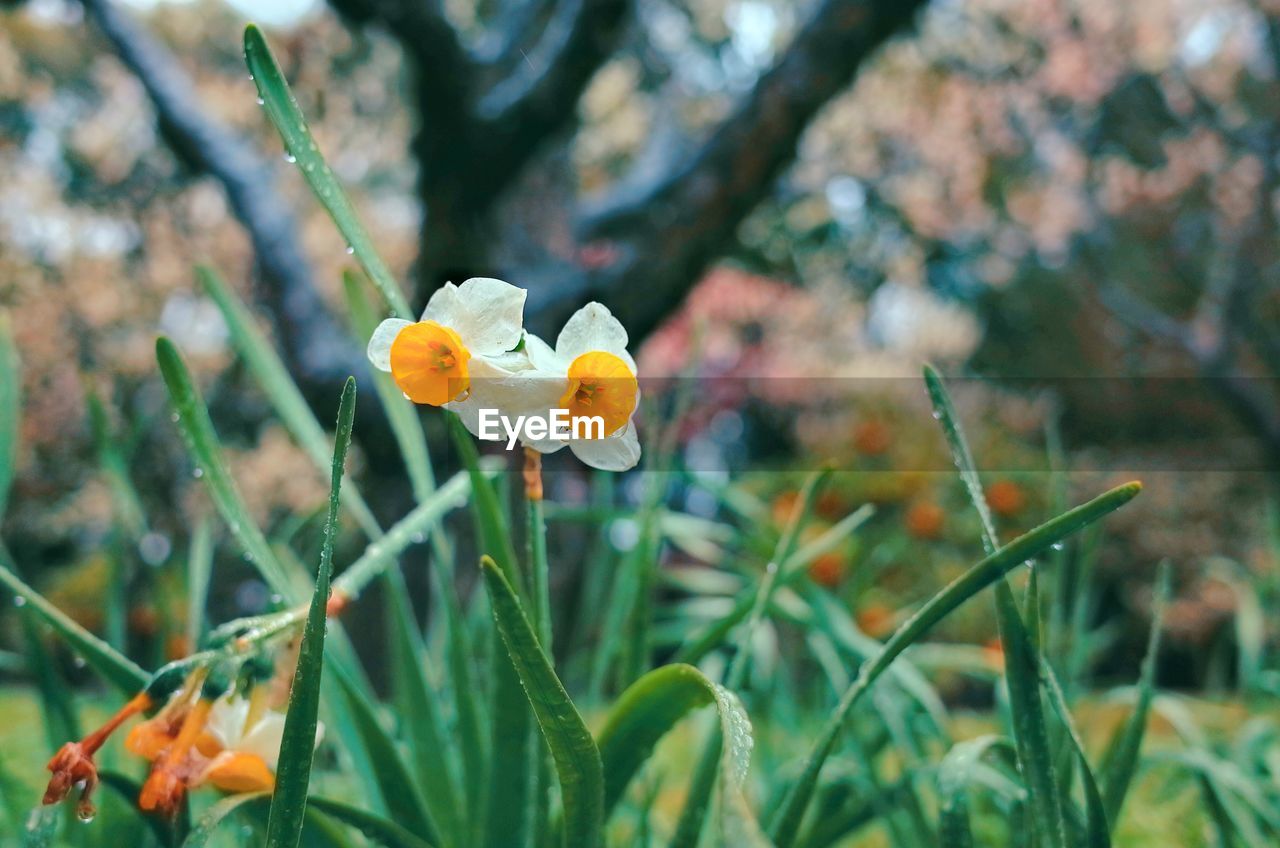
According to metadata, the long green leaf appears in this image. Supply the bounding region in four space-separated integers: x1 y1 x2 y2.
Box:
330 662 440 845
385 568 465 846
481 556 604 848
0 310 19 518
449 415 532 847
768 481 1141 847
186 518 214 648
673 471 830 847
1041 663 1110 847
266 378 356 848
1101 560 1170 824
199 266 381 538
307 796 437 848
0 545 148 694
938 736 1020 848
183 792 269 847
597 662 768 847
157 337 295 599
330 469 473 600
242 25 412 319
923 364 1067 848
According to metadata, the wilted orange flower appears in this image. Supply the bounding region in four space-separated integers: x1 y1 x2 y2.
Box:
905 499 945 540
986 480 1026 517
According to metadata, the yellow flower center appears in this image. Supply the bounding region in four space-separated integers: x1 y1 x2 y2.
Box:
558 351 637 438
390 321 472 406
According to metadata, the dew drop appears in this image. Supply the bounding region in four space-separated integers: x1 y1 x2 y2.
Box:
1050 541 1066 551
256 96 265 106
77 808 96 824
345 246 355 255
13 595 27 607
283 153 297 164
171 413 180 423
192 468 204 479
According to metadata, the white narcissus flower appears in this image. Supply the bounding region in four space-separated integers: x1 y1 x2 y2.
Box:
520 302 642 472
366 277 528 412
194 691 321 793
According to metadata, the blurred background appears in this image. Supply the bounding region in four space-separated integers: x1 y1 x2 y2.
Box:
0 0 1277 717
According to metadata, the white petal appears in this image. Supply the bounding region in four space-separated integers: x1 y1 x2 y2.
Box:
239 711 287 769
366 318 412 372
523 435 568 455
448 277 526 356
420 282 462 326
204 695 250 748
447 361 567 443
569 420 641 471
523 333 563 373
556 302 631 363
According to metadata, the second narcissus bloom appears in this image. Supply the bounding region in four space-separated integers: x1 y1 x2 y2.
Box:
520 302 642 471
367 277 529 409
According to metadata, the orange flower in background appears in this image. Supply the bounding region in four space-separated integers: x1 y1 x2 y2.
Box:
771 490 801 526
987 480 1026 517
905 499 945 540
857 603 896 638
853 418 893 456
808 553 846 588
983 638 1005 672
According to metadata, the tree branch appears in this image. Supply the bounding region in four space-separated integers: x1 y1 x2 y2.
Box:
537 0 930 341
473 0 631 199
81 0 356 390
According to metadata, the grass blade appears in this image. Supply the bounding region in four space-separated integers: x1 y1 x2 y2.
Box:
157 336 296 599
266 378 356 848
0 311 19 518
385 568 465 846
183 792 269 847
330 469 473 600
768 481 1141 847
0 544 149 694
1040 664 1110 848
330 662 440 845
1101 560 1170 824
306 797 436 848
673 471 830 847
597 662 767 848
480 556 604 848
923 364 1068 848
938 736 1019 848
242 25 412 319
186 517 214 649
199 266 381 537
448 415 532 847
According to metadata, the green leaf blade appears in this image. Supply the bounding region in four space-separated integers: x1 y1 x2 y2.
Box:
266 377 357 848
156 336 295 599
768 480 1141 848
242 25 411 319
480 556 604 848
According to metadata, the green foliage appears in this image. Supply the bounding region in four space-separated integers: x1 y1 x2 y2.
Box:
265 377 356 848
6 24 1279 848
